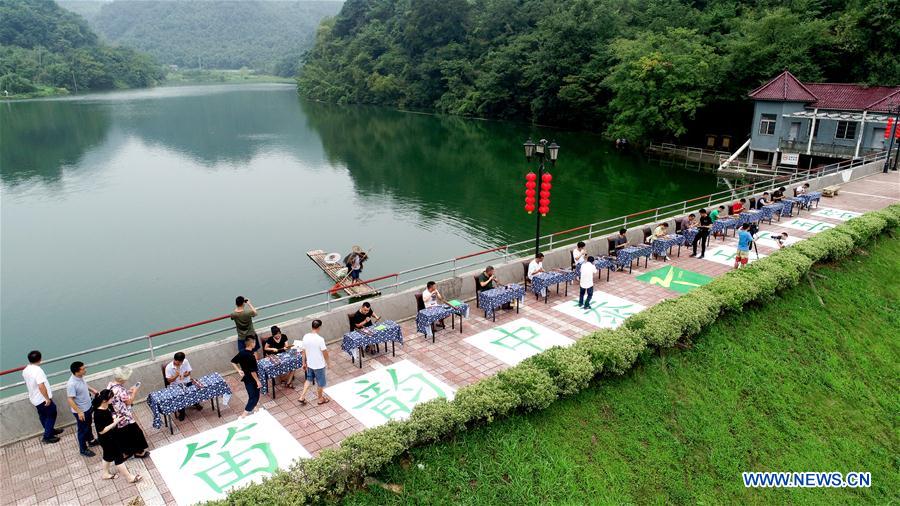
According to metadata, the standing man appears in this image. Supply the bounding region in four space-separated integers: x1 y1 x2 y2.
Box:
230 336 262 419
67 361 99 456
165 352 202 421
734 223 753 270
578 256 598 309
527 253 545 281
231 296 260 355
690 208 712 259
23 351 63 443
300 320 330 406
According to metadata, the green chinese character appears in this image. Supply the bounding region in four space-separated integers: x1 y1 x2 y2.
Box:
194 443 278 494
352 368 447 421
181 440 217 469
582 301 636 326
490 326 542 352
221 422 257 448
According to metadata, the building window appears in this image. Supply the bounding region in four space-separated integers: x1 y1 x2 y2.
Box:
835 121 858 140
808 119 819 138
758 114 777 135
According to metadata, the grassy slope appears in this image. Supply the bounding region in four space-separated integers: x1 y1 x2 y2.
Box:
343 237 900 505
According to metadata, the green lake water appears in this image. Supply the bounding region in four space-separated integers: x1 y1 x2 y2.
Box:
0 83 719 380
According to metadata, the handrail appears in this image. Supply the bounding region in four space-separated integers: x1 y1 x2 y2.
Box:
0 150 887 391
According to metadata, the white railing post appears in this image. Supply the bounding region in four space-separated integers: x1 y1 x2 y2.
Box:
148 336 155 361
452 258 457 277
588 224 594 239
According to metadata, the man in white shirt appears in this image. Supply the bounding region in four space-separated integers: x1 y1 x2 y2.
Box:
578 256 598 309
527 253 545 281
422 281 446 308
165 352 202 420
300 319 330 406
23 350 63 443
572 242 587 268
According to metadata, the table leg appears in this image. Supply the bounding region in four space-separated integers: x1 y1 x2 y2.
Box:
459 313 463 333
564 282 568 297
168 414 174 435
358 347 363 369
392 341 395 356
271 377 277 400
516 297 519 314
606 267 610 282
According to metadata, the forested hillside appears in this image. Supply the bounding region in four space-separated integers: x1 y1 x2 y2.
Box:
0 0 162 96
60 1 343 75
299 0 900 140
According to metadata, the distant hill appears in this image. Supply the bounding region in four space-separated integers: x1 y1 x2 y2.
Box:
0 0 162 97
59 0 344 75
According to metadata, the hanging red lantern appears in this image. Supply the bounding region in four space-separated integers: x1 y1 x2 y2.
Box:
541 173 552 182
525 188 535 198
526 172 537 181
538 206 549 215
887 118 894 139
525 204 535 214
526 181 536 190
539 190 550 199
539 198 550 207
540 182 552 191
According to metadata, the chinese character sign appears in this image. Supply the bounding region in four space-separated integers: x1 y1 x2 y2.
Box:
464 318 575 365
326 360 455 428
636 266 713 294
812 208 862 222
553 294 645 329
701 245 767 266
150 410 310 506
780 218 836 234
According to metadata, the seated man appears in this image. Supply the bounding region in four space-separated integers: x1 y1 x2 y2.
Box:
527 253 545 281
572 242 587 268
165 352 202 421
710 205 726 237
679 214 696 232
349 302 380 354
611 229 629 270
732 198 746 215
422 281 447 327
651 223 671 259
263 326 295 389
477 266 511 308
756 192 770 209
795 183 809 196
772 187 786 202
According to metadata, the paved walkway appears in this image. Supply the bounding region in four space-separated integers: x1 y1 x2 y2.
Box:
1 172 897 505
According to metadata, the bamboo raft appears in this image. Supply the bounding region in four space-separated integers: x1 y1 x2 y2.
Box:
306 250 379 297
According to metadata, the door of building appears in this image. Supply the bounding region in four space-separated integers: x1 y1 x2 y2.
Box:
789 122 801 140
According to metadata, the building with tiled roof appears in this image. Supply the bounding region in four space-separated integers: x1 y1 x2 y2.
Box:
746 70 900 167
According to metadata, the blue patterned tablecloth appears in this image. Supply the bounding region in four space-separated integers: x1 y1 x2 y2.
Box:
147 373 231 429
341 320 403 358
739 210 764 225
593 257 616 271
711 217 738 236
416 303 470 338
760 203 784 221
616 245 651 269
531 271 576 297
780 198 801 216
680 228 699 245
796 192 821 209
650 234 685 256
258 349 303 394
478 283 526 318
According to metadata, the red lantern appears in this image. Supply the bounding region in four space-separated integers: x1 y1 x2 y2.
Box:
526 172 537 181
541 173 552 182
539 198 550 207
887 118 894 139
539 206 549 215
539 190 549 199
541 182 552 191
525 189 535 197
525 197 535 205
525 204 535 214
526 181 536 190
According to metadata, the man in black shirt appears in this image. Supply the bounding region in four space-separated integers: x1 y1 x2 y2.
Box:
690 208 712 258
230 336 261 419
350 302 381 354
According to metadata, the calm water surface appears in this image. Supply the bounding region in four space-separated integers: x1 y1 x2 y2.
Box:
0 84 718 378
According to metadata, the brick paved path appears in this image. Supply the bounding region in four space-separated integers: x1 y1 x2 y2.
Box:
1 172 897 505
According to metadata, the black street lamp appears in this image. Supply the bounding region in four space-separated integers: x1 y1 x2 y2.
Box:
523 138 560 255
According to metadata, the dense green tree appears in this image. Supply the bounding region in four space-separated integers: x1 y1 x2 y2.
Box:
0 0 162 95
299 0 899 140
58 0 342 74
603 28 722 140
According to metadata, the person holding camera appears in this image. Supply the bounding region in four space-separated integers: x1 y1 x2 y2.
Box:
231 296 260 356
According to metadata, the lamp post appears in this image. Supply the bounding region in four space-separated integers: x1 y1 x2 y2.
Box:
523 138 559 255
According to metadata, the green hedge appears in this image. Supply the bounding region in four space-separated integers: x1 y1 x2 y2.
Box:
218 204 899 505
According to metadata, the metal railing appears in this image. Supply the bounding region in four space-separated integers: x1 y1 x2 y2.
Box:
0 150 888 394
779 138 884 158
